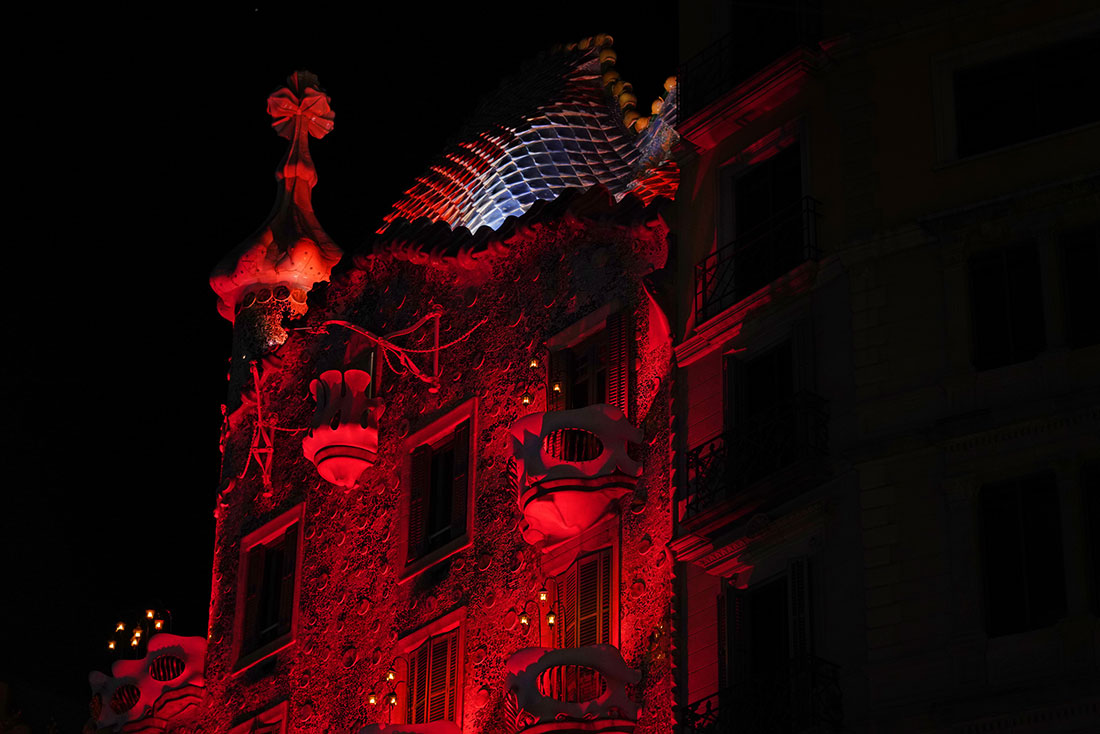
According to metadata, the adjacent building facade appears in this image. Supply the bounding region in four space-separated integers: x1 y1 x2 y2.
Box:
87 2 1099 733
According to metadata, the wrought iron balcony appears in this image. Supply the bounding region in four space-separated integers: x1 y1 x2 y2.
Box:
509 404 642 548
695 197 821 324
682 656 842 734
684 391 827 520
679 2 824 120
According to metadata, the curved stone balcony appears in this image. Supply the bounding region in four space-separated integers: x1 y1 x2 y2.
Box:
302 369 385 489
506 644 640 733
88 634 205 733
508 405 642 548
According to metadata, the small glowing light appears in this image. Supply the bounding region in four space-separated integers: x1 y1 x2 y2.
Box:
552 382 562 393
368 693 377 705
387 692 398 706
108 641 116 650
538 588 548 602
115 622 125 632
386 667 396 681
130 638 139 647
146 609 155 619
528 358 540 369
547 612 557 626
154 620 163 630
134 628 142 638
519 611 530 626
521 393 533 405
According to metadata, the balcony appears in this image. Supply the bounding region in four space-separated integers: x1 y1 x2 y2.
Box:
696 197 821 325
679 3 823 121
684 391 828 521
506 644 640 733
509 404 642 549
682 656 842 734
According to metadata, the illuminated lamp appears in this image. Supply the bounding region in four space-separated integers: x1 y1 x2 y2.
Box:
538 588 548 602
528 357 540 369
302 370 384 489
519 611 530 626
546 612 557 626
368 692 377 705
154 620 163 631
108 641 116 650
521 393 533 406
116 623 125 632
146 610 154 619
386 667 396 681
552 382 562 393
130 639 139 648
387 692 398 706
134 629 142 638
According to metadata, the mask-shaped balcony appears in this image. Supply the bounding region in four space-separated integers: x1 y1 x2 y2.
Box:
302 369 385 489
506 644 640 733
508 404 642 549
88 634 206 732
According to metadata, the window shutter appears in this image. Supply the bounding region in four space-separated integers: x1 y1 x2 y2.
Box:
450 420 471 542
423 631 459 723
242 544 265 652
277 523 298 638
408 444 432 563
558 559 579 649
606 311 631 418
578 555 601 647
549 349 573 411
787 557 811 662
407 639 430 724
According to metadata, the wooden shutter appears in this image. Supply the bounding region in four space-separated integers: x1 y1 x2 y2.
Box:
242 544 265 652
787 557 811 662
408 444 432 563
426 631 458 723
407 639 430 724
558 559 579 649
277 523 298 638
548 349 573 411
606 312 631 418
450 420 471 542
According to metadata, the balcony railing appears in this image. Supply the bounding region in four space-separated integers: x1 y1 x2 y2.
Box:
685 391 827 519
696 197 821 324
682 656 842 734
679 2 823 120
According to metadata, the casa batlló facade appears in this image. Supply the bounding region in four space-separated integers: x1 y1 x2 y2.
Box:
89 37 683 734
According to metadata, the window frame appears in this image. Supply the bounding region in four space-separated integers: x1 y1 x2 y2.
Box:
229 700 288 734
546 302 632 419
233 505 304 673
392 606 466 728
400 398 477 581
932 18 1100 165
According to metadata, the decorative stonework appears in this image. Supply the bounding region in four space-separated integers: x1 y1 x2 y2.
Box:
509 404 642 548
88 634 205 732
210 71 342 352
302 369 385 489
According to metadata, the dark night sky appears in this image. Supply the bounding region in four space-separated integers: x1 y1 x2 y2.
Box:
3 3 677 727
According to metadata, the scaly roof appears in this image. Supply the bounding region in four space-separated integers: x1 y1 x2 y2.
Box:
378 34 679 235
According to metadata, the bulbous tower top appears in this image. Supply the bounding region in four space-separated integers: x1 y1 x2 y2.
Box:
210 71 343 332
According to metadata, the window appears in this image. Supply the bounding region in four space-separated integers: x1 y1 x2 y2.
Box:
718 560 812 713
1083 461 1100 616
236 506 302 666
229 701 287 734
548 311 631 417
404 400 476 571
722 324 824 488
979 473 1067 637
1061 225 1100 349
953 31 1100 159
405 629 460 725
968 241 1046 370
547 548 614 701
